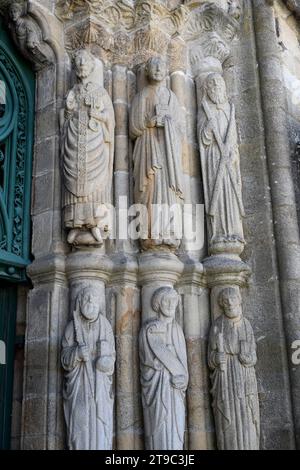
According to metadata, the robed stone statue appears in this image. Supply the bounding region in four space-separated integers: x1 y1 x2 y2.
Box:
208 287 260 450
130 56 184 250
61 286 115 450
61 49 115 246
198 72 245 255
139 287 189 450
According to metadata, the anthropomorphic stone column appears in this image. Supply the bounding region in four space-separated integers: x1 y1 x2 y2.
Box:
61 286 116 450
198 72 245 255
139 286 189 450
130 56 184 250
8 2 52 69
208 287 260 450
61 49 115 246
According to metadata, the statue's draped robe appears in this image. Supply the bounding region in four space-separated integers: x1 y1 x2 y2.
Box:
139 319 188 450
62 81 114 230
130 85 184 246
208 316 260 450
198 100 244 245
61 314 115 450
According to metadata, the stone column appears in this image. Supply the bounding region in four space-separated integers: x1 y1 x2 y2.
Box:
112 65 133 253
178 261 214 450
139 252 184 324
22 255 68 450
253 0 300 448
109 255 142 450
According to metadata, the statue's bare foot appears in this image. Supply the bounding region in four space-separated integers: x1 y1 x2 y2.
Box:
91 227 102 242
67 229 79 244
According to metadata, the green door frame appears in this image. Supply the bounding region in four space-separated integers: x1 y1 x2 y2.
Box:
0 16 35 449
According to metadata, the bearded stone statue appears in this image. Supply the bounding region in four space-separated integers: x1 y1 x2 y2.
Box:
208 287 260 450
61 49 115 246
130 56 184 250
61 286 116 450
198 72 245 255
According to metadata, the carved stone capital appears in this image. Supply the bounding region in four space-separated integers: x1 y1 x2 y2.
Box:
55 1 244 71
26 254 67 286
183 2 241 77
202 254 251 289
138 251 184 287
66 250 113 284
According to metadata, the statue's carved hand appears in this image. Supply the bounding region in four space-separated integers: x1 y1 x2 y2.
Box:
205 120 214 137
171 374 187 390
146 115 157 128
89 110 107 125
78 345 89 362
239 353 253 366
97 356 114 373
216 352 226 367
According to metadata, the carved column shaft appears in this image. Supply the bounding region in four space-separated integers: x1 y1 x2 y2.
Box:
178 274 214 450
109 259 142 450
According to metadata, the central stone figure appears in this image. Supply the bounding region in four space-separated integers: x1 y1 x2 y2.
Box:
139 287 189 450
61 49 115 246
130 56 184 250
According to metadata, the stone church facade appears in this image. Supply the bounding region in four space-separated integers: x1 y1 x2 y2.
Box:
0 0 300 451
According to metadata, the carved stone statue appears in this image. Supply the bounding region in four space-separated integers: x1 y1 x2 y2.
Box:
208 287 260 450
139 286 189 449
130 56 184 250
198 72 245 255
8 2 52 70
61 286 116 450
61 49 115 246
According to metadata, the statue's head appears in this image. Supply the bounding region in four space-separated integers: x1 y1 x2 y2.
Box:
77 286 101 323
145 56 167 84
9 2 23 22
218 287 242 321
205 72 227 105
152 286 179 319
74 49 95 80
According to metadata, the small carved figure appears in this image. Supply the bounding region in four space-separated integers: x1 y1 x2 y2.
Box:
208 287 260 450
61 286 115 450
139 286 189 450
61 49 115 246
8 2 52 70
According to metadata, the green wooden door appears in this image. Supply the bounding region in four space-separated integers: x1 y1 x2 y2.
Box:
0 283 17 449
0 17 35 449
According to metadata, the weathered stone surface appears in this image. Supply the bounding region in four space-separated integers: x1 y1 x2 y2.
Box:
3 0 300 452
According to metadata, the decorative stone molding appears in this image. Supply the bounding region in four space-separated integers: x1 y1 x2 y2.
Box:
56 1 242 70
